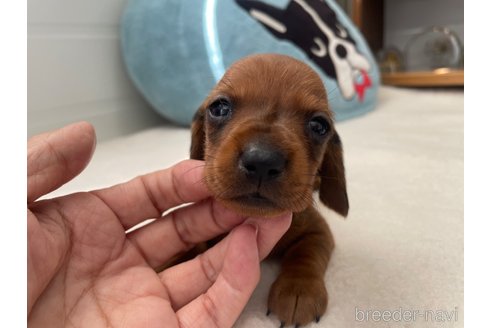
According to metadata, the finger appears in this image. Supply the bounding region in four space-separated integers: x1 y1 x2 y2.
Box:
126 199 247 268
159 212 292 309
91 160 210 229
27 121 96 203
176 224 260 328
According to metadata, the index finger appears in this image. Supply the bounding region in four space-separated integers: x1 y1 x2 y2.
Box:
28 121 96 203
91 160 210 229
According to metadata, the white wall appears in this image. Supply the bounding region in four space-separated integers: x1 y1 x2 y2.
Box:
27 0 167 141
384 0 464 52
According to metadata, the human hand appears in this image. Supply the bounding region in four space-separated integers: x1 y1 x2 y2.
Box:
28 122 292 327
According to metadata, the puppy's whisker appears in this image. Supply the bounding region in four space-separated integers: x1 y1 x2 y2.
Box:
196 176 209 187
183 164 207 174
177 164 208 184
288 182 316 188
316 173 343 182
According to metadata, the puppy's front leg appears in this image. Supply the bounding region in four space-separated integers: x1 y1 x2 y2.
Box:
268 206 335 327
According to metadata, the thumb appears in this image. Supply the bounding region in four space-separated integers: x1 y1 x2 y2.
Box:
27 121 96 203
177 224 260 328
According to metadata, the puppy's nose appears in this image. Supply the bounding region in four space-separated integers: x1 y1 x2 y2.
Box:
239 143 286 182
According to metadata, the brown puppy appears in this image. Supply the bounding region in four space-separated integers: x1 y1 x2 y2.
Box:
190 53 348 327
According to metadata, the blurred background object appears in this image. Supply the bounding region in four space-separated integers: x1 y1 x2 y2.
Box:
404 26 463 72
337 0 464 87
378 47 404 73
121 0 380 126
27 0 464 140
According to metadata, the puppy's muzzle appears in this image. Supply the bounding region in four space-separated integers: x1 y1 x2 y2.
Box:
238 142 287 184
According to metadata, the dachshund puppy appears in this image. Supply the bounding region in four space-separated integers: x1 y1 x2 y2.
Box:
190 53 348 327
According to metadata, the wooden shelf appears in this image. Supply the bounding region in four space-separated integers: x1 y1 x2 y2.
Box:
382 69 464 87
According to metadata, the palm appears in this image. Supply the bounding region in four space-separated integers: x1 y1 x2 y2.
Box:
27 122 291 328
28 191 176 327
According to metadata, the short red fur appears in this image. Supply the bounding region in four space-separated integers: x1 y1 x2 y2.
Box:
190 54 348 326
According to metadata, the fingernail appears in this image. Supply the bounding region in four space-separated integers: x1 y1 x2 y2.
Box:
250 223 259 237
243 217 259 236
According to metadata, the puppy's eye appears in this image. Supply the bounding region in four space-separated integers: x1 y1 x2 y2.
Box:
308 116 330 137
208 98 232 119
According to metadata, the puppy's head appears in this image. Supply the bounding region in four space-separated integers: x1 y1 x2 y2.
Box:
191 54 348 217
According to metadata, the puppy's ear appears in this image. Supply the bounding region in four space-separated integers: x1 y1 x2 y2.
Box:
319 130 349 217
190 108 205 160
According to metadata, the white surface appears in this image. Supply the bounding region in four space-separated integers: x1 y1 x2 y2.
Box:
27 0 166 141
47 86 464 327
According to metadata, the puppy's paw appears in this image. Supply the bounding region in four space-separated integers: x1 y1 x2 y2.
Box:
267 274 328 327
